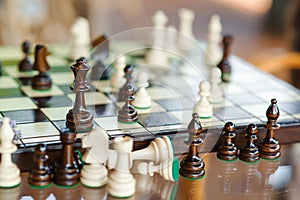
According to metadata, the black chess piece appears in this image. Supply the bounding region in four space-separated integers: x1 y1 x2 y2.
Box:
53 128 80 187
217 122 238 161
66 58 93 133
258 99 281 160
32 44 52 90
18 40 33 71
239 123 260 163
217 34 233 82
117 84 138 124
118 65 137 101
185 112 203 144
180 113 205 179
28 144 52 187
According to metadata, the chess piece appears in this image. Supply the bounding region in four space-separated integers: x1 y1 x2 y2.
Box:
193 81 213 118
70 17 91 60
180 113 205 179
66 58 93 133
132 71 151 109
80 127 109 188
32 44 52 90
258 99 281 160
217 122 238 161
90 35 110 80
205 15 223 65
18 40 33 71
177 8 195 51
217 34 233 82
210 67 224 104
239 124 260 163
107 136 136 198
118 84 138 124
185 112 203 144
146 10 169 66
110 56 126 89
28 144 52 188
0 118 21 188
53 128 80 187
118 64 137 101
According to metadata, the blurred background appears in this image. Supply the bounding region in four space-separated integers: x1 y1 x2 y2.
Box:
0 0 299 86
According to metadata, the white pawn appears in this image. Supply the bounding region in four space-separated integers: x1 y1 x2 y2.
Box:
177 8 195 51
146 11 169 66
210 67 224 104
70 17 91 60
205 15 223 65
107 136 136 198
193 81 213 118
132 72 151 109
80 127 109 188
0 118 21 188
110 56 126 89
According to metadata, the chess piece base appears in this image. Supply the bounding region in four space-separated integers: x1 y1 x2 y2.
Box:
66 109 93 133
32 73 52 91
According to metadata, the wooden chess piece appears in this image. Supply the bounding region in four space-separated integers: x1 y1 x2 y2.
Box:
217 122 238 161
18 40 33 71
117 84 138 124
217 33 233 82
28 144 52 188
32 44 52 90
259 99 281 160
53 128 80 187
180 113 205 179
239 123 260 163
118 65 137 101
66 58 93 133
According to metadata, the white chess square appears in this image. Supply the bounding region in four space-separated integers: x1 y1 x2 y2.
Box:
67 91 111 105
0 97 37 111
0 76 19 88
21 85 64 97
41 106 72 121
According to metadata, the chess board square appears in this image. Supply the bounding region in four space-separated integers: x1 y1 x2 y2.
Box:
50 66 70 73
41 106 72 121
255 91 299 103
155 98 194 111
146 87 184 100
214 106 253 121
17 77 32 85
32 95 73 108
228 93 266 105
116 101 165 114
58 84 72 94
138 112 181 128
2 109 49 124
0 88 24 97
67 92 111 105
0 76 19 88
0 97 37 111
91 80 113 93
17 122 60 138
94 116 145 132
4 66 37 78
88 103 119 118
21 85 64 97
278 101 300 115
51 72 74 84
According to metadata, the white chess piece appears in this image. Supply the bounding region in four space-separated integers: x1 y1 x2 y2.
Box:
80 127 109 188
110 56 126 89
177 8 195 51
210 67 224 104
206 15 223 65
132 72 151 109
0 118 21 188
146 11 169 66
107 136 136 198
193 81 213 118
70 17 91 60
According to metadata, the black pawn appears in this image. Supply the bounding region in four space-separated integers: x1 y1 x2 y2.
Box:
28 144 52 187
259 99 281 160
118 65 137 101
217 122 238 161
217 34 233 82
32 44 52 90
117 84 138 124
239 124 260 163
53 129 80 187
18 40 33 71
180 113 205 179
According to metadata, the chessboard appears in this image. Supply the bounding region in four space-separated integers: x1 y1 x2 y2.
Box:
1 39 300 170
